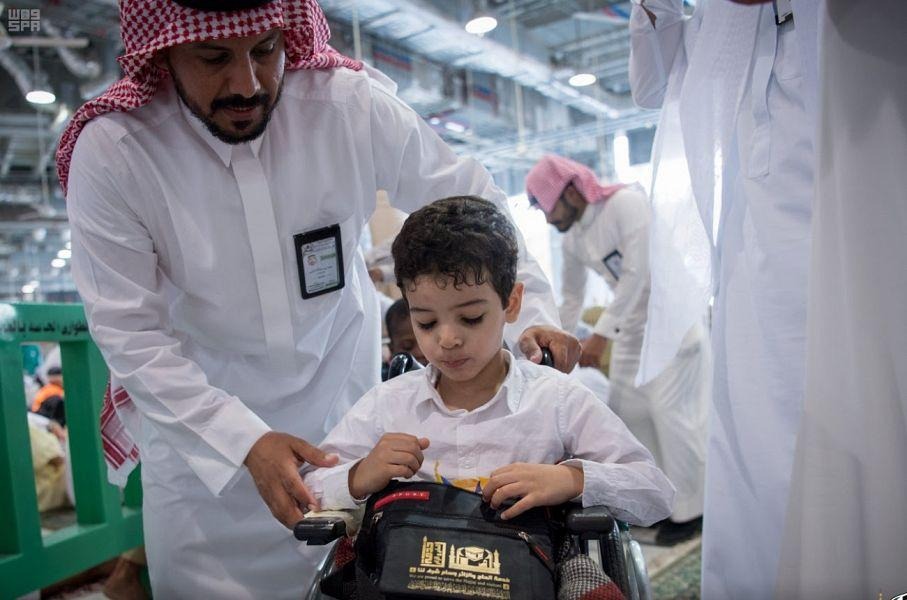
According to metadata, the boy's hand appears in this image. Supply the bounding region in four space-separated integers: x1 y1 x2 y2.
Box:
518 326 581 373
483 463 584 520
349 433 430 499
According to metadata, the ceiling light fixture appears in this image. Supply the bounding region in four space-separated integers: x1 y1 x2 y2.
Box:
26 89 56 104
568 73 597 88
51 258 66 269
465 15 497 35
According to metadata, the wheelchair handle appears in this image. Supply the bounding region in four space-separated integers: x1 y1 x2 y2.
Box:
293 516 347 546
387 352 424 379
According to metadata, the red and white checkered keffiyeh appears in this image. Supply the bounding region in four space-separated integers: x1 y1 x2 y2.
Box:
58 0 361 484
56 0 360 195
525 154 626 213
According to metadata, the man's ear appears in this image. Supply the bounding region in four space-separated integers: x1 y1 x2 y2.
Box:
563 184 587 208
150 50 168 71
504 282 524 324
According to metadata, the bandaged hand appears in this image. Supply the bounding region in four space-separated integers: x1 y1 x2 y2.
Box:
349 433 430 499
483 463 584 520
245 431 339 529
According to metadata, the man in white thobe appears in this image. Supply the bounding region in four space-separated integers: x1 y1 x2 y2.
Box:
526 154 710 546
778 2 907 597
629 0 820 596
59 1 578 597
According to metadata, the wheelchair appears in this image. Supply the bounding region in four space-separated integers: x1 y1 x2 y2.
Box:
295 352 652 600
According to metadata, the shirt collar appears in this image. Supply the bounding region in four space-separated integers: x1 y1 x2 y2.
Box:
418 350 525 415
576 200 601 231
178 92 264 167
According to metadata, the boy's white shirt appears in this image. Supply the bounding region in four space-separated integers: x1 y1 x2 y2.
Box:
303 351 674 527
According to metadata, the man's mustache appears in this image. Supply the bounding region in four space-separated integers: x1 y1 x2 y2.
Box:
211 93 269 113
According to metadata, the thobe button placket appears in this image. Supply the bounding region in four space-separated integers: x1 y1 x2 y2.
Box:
231 143 297 370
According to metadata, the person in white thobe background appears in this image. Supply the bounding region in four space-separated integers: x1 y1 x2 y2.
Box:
778 2 907 597
629 0 821 595
526 154 710 546
60 1 578 597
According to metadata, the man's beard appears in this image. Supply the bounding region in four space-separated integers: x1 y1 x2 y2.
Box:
171 69 284 145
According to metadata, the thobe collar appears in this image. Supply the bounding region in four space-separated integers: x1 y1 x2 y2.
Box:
178 94 265 167
575 199 603 232
419 350 524 416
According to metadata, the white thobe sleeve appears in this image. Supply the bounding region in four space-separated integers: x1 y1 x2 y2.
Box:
557 382 674 526
593 194 651 340
302 388 384 510
558 247 588 334
67 125 271 496
628 0 685 109
366 79 561 352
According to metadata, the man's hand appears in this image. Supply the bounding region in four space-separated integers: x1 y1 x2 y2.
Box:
518 325 581 373
244 431 339 529
579 333 609 368
482 463 584 520
348 433 430 499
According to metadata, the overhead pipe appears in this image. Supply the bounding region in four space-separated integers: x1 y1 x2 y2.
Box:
40 19 101 79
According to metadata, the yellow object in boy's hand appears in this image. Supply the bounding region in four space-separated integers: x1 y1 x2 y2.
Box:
482 463 584 520
349 433 430 499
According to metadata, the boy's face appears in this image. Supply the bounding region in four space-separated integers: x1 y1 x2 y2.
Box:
388 318 426 365
405 273 523 383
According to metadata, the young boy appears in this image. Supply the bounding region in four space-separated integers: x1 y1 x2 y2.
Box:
385 298 427 366
304 197 673 526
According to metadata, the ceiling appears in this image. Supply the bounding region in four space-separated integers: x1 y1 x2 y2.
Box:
0 0 666 300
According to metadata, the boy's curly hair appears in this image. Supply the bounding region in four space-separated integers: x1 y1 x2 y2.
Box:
392 196 518 307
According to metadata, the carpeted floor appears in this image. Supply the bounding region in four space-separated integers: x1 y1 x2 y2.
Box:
650 541 701 600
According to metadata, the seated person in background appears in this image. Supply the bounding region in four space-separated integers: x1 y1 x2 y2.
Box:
31 366 65 427
385 298 427 366
28 413 72 512
304 196 674 526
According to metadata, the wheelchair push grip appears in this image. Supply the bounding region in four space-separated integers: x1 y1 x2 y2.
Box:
293 517 347 545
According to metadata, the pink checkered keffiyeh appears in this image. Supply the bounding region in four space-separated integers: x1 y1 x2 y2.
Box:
525 154 626 213
58 0 361 482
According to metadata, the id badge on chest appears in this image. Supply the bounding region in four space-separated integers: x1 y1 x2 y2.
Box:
773 0 793 25
294 224 344 299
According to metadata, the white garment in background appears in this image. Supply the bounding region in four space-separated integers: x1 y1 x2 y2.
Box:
778 2 907 597
66 66 559 599
629 0 819 596
304 352 674 527
559 184 709 522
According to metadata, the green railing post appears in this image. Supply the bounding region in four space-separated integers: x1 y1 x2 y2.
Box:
0 303 144 598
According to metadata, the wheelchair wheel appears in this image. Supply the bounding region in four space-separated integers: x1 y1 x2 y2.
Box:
625 537 652 600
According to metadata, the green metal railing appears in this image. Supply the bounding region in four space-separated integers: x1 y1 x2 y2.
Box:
0 303 143 598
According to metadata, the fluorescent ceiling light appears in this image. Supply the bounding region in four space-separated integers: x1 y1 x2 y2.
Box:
51 258 66 269
568 73 597 87
26 89 56 105
444 121 467 133
465 16 497 35
57 248 72 260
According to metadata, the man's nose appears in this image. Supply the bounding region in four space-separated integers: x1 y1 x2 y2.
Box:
226 55 261 99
